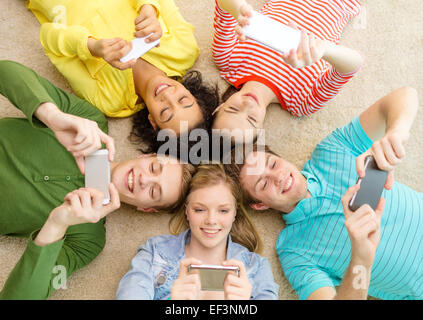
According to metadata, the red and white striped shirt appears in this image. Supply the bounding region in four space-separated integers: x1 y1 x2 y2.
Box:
212 0 362 117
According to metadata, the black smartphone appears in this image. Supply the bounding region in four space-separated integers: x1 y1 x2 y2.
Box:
348 155 389 212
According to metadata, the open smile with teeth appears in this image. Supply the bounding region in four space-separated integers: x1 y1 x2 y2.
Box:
281 174 294 194
201 228 221 237
154 84 170 96
128 169 134 193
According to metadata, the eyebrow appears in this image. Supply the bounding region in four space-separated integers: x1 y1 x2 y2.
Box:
162 103 195 123
253 154 270 191
223 108 257 129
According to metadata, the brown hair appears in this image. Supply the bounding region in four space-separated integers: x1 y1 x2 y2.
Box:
224 144 281 208
160 162 197 212
169 163 262 253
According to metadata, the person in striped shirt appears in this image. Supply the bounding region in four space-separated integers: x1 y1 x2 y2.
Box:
211 0 364 143
235 86 422 299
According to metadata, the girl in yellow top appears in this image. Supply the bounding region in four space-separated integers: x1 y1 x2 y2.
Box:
27 0 219 154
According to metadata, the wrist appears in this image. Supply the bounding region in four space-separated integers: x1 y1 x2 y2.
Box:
87 37 100 57
322 41 336 62
34 216 68 247
35 102 61 128
350 254 374 270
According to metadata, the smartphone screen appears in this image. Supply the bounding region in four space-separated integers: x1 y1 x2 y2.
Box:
84 149 110 205
188 264 239 291
348 156 389 211
243 10 301 54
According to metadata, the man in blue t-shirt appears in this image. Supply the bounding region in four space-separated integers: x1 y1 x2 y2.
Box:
236 87 421 299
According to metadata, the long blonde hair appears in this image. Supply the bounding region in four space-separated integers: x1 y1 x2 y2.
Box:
169 164 262 253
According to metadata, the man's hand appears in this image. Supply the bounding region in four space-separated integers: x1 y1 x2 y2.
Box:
356 128 409 190
37 103 115 174
34 184 120 246
223 259 252 300
342 184 385 266
49 184 120 227
87 37 136 70
171 258 202 300
134 4 162 44
35 102 115 173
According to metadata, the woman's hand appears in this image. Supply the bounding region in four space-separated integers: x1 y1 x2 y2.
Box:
234 3 253 41
171 258 202 300
282 22 328 68
134 4 162 44
223 259 252 300
87 37 136 70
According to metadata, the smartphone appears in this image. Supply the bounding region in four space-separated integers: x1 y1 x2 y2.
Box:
120 36 160 63
188 264 240 291
348 155 389 212
84 149 110 205
243 10 301 54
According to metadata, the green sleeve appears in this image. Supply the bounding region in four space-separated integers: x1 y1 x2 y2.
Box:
0 60 107 133
0 221 106 300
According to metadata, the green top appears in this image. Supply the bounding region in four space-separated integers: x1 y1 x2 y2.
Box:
0 60 108 299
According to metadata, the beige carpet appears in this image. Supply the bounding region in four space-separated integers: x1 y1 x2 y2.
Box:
0 0 422 300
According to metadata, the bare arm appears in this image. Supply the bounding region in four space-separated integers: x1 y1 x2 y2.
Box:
356 87 419 188
308 186 385 300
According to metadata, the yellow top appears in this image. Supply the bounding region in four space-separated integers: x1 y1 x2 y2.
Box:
27 0 199 117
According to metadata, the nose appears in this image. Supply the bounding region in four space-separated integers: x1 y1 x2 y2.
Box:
272 171 284 187
204 211 218 225
138 170 154 188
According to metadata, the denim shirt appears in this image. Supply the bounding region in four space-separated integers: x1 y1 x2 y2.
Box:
116 230 279 300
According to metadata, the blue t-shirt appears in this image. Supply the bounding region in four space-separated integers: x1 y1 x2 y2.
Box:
276 116 423 300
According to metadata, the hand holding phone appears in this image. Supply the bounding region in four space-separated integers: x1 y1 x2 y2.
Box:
242 10 301 54
342 184 385 265
85 149 111 205
221 259 252 300
171 258 202 300
349 155 388 212
120 36 160 63
188 264 240 291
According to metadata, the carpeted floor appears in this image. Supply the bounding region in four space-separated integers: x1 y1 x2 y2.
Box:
0 0 422 300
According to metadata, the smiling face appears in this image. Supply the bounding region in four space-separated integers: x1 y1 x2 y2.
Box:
240 151 308 213
212 91 267 143
111 154 183 211
143 76 204 134
185 183 237 251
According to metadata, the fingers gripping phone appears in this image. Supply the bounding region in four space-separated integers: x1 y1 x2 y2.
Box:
188 264 240 291
85 149 110 205
242 10 301 54
348 155 389 212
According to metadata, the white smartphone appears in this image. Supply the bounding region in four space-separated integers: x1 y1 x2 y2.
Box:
243 10 301 54
84 149 110 205
188 264 240 291
120 35 160 63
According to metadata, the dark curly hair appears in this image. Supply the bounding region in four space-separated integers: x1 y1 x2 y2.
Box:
130 71 220 163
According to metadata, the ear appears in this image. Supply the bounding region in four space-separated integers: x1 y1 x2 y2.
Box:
249 202 269 211
137 207 159 213
148 113 158 131
212 103 224 116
